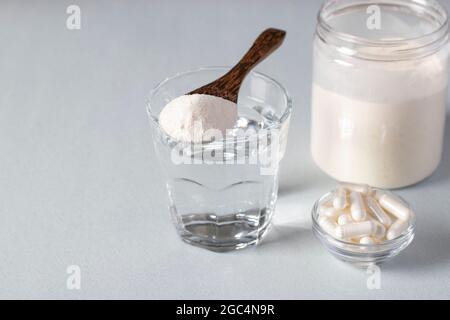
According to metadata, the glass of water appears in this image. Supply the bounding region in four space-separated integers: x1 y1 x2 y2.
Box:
147 67 292 252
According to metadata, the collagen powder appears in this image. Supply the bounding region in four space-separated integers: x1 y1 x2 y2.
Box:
311 0 450 189
311 43 449 189
159 94 238 143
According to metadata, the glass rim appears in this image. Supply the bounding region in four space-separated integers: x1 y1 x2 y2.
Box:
316 0 450 61
146 66 293 146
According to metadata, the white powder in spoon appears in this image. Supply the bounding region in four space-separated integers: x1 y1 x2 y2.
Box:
159 94 238 143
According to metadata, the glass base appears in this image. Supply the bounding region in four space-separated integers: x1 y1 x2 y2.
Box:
176 212 272 252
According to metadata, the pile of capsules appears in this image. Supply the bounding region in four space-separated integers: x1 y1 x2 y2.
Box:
318 183 415 245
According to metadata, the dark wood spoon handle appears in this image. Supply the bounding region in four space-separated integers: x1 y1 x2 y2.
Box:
190 28 286 103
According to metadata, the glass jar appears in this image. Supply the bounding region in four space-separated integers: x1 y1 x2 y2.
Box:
311 0 450 189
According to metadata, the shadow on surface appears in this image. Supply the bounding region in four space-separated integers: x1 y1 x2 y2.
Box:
384 231 450 272
417 113 450 186
258 225 313 250
278 182 305 197
381 113 450 271
278 161 324 198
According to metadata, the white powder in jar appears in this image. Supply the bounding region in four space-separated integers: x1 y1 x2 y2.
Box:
311 42 449 189
159 94 238 143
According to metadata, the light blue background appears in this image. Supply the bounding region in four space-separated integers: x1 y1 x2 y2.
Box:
0 0 449 299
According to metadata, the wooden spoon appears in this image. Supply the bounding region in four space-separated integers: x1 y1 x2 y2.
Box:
189 28 286 103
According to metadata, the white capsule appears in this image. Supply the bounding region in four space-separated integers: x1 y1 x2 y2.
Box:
367 197 393 227
340 182 371 195
318 216 339 237
319 206 341 219
360 237 375 245
333 188 348 210
349 191 367 222
376 192 411 221
387 219 410 240
336 221 374 239
371 220 387 240
320 195 334 208
318 204 331 214
337 214 353 226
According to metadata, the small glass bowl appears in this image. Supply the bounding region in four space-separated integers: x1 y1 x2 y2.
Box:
312 189 416 267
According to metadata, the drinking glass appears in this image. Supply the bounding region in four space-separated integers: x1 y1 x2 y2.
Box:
147 67 292 252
